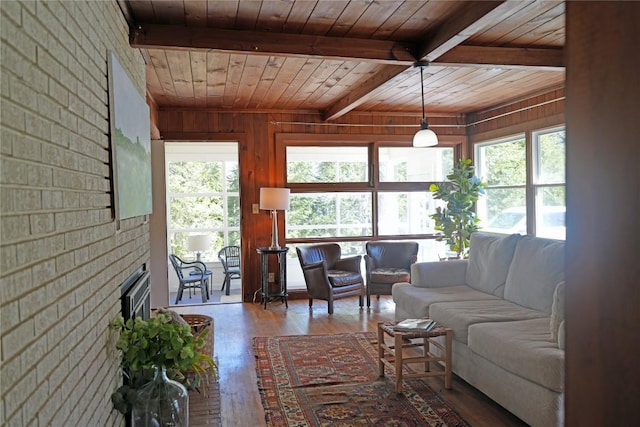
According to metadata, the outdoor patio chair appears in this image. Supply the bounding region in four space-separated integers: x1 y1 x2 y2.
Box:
169 254 210 304
218 245 241 296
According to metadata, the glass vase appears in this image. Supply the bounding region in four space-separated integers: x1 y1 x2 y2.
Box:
131 365 189 427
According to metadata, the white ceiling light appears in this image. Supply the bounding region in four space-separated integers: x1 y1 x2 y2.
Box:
413 61 438 147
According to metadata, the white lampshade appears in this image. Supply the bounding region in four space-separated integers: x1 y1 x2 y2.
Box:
413 127 438 147
187 234 211 252
260 187 290 211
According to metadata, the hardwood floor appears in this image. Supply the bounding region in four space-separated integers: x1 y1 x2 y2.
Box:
170 296 527 427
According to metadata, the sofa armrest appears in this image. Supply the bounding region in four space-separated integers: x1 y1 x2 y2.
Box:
410 259 468 288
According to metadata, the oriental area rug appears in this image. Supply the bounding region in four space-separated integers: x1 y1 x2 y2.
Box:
253 332 468 427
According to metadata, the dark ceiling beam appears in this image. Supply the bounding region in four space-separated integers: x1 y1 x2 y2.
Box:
435 45 564 70
325 0 533 120
130 24 417 65
417 0 532 61
323 65 409 121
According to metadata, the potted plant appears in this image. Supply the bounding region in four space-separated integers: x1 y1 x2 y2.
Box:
429 158 486 259
109 313 217 418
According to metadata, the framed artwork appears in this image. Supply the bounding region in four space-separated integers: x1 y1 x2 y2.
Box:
108 51 153 220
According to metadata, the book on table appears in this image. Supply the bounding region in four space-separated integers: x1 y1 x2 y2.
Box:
393 318 437 332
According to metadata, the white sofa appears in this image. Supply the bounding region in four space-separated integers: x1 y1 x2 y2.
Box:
392 233 565 427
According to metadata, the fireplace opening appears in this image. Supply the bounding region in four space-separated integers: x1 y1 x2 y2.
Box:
120 264 151 321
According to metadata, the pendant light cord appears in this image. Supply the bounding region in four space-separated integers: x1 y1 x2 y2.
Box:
420 65 426 125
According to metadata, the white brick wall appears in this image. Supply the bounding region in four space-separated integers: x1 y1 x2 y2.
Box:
1 1 150 425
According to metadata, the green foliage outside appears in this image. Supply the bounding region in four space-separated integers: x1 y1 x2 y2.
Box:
480 132 565 219
430 158 487 258
109 314 216 415
168 161 240 259
287 193 372 239
286 160 368 183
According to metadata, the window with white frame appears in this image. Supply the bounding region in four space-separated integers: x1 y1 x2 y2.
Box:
165 142 240 261
475 126 565 239
533 127 566 239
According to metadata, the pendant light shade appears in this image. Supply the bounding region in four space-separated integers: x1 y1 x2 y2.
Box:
413 124 439 147
413 61 438 147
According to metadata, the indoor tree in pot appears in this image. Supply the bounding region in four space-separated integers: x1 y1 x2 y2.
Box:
109 313 216 426
429 158 486 259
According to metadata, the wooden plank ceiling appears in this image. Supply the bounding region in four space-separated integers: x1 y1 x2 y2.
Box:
122 0 565 120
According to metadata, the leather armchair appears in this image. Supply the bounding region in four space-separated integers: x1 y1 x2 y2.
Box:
364 241 419 306
296 243 365 314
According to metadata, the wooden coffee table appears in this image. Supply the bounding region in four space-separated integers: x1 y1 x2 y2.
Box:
377 321 452 393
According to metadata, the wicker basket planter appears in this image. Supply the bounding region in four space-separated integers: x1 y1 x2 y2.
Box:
181 314 214 360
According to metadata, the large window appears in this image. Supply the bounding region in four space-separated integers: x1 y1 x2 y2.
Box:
282 138 458 288
285 144 453 240
475 126 565 239
533 127 566 239
166 142 240 261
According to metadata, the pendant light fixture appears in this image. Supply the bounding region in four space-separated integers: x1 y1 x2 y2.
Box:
413 61 438 147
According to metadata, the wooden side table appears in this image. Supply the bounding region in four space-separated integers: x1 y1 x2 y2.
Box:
377 321 452 393
256 247 289 309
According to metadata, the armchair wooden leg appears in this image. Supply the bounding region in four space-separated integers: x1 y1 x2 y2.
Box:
359 295 364 308
328 300 334 314
308 298 313 307
366 290 371 307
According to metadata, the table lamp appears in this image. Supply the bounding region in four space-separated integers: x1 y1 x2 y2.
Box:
187 234 211 261
260 187 290 250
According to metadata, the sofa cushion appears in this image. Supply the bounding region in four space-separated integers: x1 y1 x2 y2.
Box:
429 299 547 344
465 233 521 297
550 281 565 341
411 259 467 288
504 236 565 314
391 283 499 320
468 318 564 392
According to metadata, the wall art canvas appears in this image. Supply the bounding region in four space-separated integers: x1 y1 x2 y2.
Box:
108 51 153 220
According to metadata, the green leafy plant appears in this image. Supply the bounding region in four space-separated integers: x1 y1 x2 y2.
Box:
109 313 217 415
429 158 486 259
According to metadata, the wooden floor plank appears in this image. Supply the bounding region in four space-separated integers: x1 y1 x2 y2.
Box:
170 296 527 427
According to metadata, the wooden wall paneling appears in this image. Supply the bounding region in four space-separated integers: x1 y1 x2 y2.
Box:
207 111 219 132
565 2 640 425
191 111 208 132
217 112 235 133
239 114 267 301
466 87 565 137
